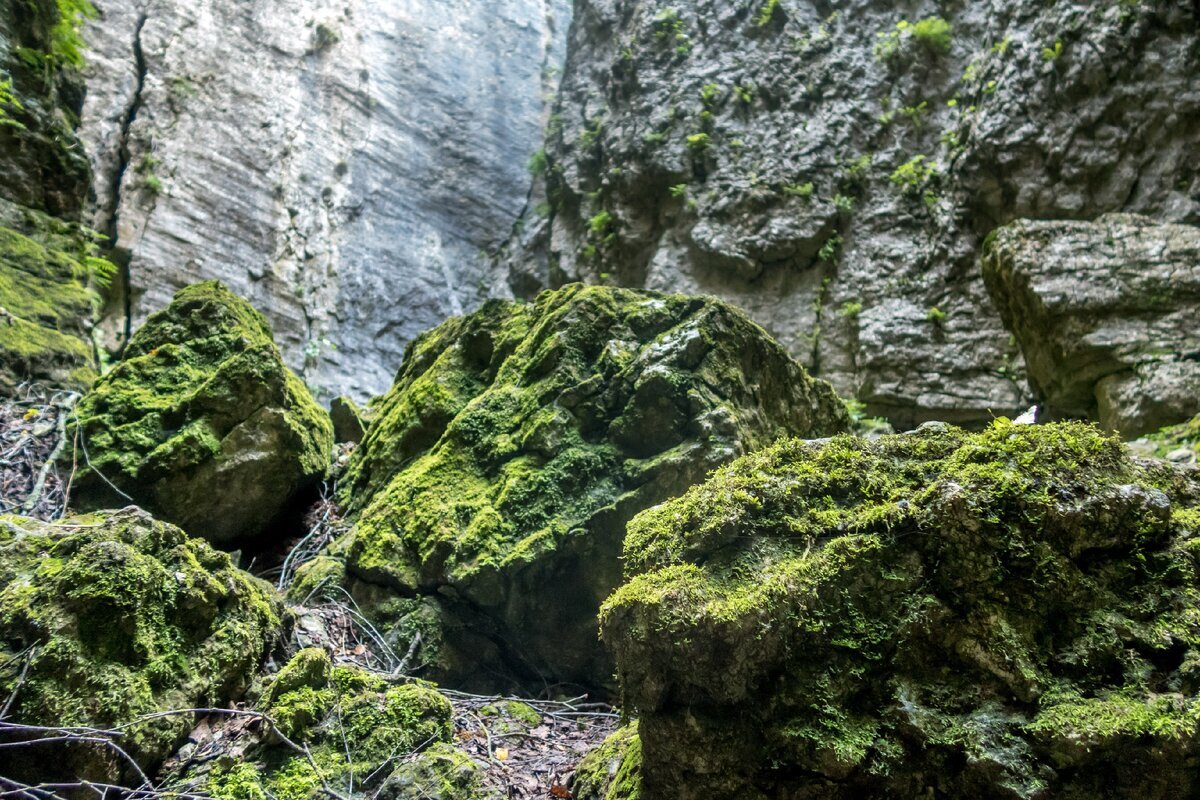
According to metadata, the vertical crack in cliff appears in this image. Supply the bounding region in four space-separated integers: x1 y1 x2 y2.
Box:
103 12 149 352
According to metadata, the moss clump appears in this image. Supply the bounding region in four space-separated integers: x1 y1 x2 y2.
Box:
0 202 108 392
377 743 486 800
190 652 458 800
573 723 642 800
0 507 282 783
1139 414 1200 459
71 281 334 544
601 420 1200 799
333 284 847 690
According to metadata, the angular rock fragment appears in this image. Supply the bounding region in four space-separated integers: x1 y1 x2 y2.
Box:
331 284 849 690
984 214 1200 437
602 420 1200 799
0 507 282 783
71 281 334 543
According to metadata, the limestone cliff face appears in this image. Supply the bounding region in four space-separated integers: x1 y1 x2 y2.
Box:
512 0 1200 427
79 0 570 400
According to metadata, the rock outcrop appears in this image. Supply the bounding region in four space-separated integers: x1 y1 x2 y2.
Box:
0 507 282 783
0 0 110 394
601 420 1200 799
0 0 92 218
984 214 1200 438
78 0 571 401
0 203 103 391
322 284 849 691
510 0 1200 427
71 280 333 544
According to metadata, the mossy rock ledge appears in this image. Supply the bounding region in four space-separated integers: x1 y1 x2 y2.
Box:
601 420 1200 800
0 507 283 784
325 283 849 691
0 201 106 393
71 281 334 544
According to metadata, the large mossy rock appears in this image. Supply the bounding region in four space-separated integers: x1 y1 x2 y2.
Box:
0 507 282 783
601 420 1200 799
332 284 849 690
0 200 105 392
983 214 1200 438
72 281 334 543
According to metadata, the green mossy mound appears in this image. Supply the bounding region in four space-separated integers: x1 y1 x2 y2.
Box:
71 281 334 543
573 723 642 800
333 283 848 690
0 507 282 783
0 201 107 392
187 649 485 800
601 420 1200 799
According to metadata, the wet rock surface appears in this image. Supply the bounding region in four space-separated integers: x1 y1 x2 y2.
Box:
510 0 1200 428
602 420 1200 799
70 280 333 544
984 214 1200 438
322 283 849 692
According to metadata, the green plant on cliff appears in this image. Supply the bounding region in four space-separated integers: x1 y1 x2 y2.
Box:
0 78 25 129
755 0 783 27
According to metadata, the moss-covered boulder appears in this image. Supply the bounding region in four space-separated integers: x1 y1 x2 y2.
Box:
0 200 106 392
71 281 334 543
601 420 1200 799
573 723 642 800
332 284 849 690
182 648 485 800
0 507 282 783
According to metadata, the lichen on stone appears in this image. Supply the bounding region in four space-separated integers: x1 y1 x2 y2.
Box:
0 507 282 784
331 283 848 690
601 419 1200 798
70 280 334 543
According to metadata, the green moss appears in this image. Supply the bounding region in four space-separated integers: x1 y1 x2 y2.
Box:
71 281 333 542
0 207 106 391
189 661 457 799
574 724 642 800
0 508 282 782
1140 414 1200 457
602 420 1200 797
334 284 847 688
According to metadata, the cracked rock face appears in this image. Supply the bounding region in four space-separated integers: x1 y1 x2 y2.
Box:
511 0 1200 428
984 214 1200 438
323 284 849 692
78 0 570 401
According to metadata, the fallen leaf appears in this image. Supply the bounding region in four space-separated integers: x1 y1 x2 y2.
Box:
550 785 572 798
495 747 509 761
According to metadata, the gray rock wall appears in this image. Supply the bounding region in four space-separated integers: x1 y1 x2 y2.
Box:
514 0 1200 427
984 214 1200 438
79 0 570 400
